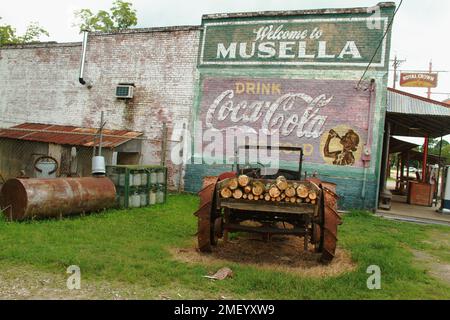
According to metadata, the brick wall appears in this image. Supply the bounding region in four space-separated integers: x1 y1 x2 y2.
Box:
0 26 200 187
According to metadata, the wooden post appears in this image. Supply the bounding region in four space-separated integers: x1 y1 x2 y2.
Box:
393 55 398 89
422 136 428 183
435 136 443 200
395 155 399 190
427 60 433 99
406 152 410 180
303 231 309 252
380 121 391 193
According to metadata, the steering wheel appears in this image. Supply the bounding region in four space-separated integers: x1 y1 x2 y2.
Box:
34 155 59 175
240 162 265 179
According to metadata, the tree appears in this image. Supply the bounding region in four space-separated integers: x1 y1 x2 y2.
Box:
418 138 450 164
0 18 49 45
439 143 450 164
73 0 137 33
428 138 449 155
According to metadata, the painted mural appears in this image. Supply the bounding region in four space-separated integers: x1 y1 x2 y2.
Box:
198 77 372 167
200 18 388 67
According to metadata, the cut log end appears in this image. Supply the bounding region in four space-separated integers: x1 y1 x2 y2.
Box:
220 187 232 199
285 186 296 198
232 188 243 199
296 185 309 198
238 175 250 187
269 186 281 198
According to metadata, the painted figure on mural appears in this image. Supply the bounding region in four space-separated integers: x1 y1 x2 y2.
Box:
323 129 360 166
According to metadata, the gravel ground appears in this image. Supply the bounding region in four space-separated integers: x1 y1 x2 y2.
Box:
0 266 129 299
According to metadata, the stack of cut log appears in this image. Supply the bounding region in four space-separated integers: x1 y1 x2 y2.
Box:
219 175 318 205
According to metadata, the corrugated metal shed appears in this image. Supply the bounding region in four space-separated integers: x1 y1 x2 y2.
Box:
387 88 450 137
0 123 143 148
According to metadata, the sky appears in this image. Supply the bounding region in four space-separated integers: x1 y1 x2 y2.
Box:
2 0 450 142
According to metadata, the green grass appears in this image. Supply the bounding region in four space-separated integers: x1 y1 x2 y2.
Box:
0 193 449 299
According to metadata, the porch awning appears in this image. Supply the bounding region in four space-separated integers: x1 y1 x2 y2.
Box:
387 88 450 138
389 137 419 154
0 123 143 148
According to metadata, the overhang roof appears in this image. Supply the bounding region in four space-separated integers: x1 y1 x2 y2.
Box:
404 150 447 165
389 137 448 164
389 137 419 154
387 88 450 138
0 123 143 148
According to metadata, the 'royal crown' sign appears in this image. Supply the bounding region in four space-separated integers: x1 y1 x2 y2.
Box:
199 17 389 67
400 73 438 88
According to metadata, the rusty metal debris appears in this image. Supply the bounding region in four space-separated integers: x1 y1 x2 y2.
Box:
204 267 233 280
0 177 116 221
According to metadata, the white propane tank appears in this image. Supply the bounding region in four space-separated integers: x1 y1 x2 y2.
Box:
157 171 165 184
140 173 148 186
92 156 106 175
149 190 156 205
128 173 134 186
130 193 141 208
157 189 165 204
140 193 147 207
133 173 141 186
150 172 157 184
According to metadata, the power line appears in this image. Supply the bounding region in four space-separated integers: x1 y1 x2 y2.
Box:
357 0 404 89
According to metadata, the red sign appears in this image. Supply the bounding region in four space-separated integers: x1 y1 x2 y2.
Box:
400 73 438 88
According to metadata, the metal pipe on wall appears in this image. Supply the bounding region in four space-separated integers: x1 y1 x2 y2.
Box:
361 79 374 208
79 31 88 85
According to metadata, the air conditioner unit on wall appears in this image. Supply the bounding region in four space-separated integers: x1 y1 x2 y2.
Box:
116 85 134 99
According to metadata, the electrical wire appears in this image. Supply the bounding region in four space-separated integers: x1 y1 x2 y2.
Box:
357 0 404 89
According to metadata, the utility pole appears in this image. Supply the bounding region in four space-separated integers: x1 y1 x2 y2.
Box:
390 55 406 89
427 60 433 99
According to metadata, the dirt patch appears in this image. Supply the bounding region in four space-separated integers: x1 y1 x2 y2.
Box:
0 264 220 300
411 249 450 285
422 230 450 248
412 228 450 286
172 235 356 278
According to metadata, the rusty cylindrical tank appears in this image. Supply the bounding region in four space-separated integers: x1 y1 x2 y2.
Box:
0 177 116 221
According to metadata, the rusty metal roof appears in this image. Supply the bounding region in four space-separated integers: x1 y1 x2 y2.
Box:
0 123 143 148
387 88 450 116
387 88 450 138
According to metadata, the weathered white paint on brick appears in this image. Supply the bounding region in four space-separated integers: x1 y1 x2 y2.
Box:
0 28 200 188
